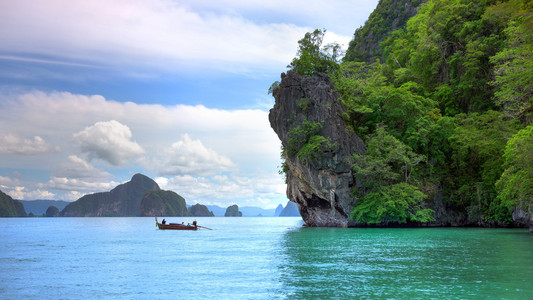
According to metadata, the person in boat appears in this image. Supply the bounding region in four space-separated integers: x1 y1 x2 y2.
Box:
162 219 166 225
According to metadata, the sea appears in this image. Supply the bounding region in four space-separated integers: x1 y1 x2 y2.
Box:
1 217 533 299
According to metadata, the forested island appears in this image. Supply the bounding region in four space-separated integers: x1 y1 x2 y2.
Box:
270 0 532 229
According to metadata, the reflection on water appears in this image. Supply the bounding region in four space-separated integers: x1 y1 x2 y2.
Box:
278 227 533 298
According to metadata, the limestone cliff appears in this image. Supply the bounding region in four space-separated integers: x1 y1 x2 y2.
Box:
140 190 189 217
513 206 533 233
344 0 426 63
279 201 300 217
61 173 160 217
0 189 27 217
224 204 242 217
188 203 214 217
269 71 365 227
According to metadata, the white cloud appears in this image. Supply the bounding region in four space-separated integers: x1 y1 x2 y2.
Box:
73 120 145 166
3 186 56 200
0 175 21 187
0 134 60 155
0 0 378 74
0 0 304 73
159 173 286 205
42 177 118 193
0 90 284 206
56 155 113 179
158 134 235 176
40 155 118 193
0 91 281 167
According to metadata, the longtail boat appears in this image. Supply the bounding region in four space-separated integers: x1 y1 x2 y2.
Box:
155 217 198 230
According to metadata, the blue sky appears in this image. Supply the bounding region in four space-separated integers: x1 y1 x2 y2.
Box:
0 0 378 209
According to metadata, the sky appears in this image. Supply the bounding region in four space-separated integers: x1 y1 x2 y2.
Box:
0 0 378 209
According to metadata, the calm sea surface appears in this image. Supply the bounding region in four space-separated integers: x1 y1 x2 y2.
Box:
1 217 533 299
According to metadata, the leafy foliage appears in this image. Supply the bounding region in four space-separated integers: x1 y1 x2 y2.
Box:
344 0 425 63
278 0 532 225
288 29 342 76
489 0 533 122
351 183 435 224
297 135 338 164
338 0 531 224
351 127 432 224
496 125 533 208
285 119 324 157
268 81 280 95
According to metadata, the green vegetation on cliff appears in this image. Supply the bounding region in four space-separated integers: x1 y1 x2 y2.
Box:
140 190 189 216
188 204 215 217
344 0 425 63
224 204 242 217
0 189 27 217
45 206 59 217
284 0 533 225
61 173 160 217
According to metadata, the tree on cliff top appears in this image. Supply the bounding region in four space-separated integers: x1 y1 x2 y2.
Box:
288 29 342 76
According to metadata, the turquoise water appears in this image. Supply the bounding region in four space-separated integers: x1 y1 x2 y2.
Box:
1 217 533 299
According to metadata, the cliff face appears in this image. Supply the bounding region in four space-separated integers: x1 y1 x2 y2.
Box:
140 190 189 217
269 71 365 227
188 204 214 217
279 201 300 217
344 0 425 63
224 204 242 217
61 173 160 217
0 189 27 217
274 204 283 216
513 206 533 233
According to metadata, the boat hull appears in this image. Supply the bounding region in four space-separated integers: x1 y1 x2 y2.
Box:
155 217 198 230
156 223 198 230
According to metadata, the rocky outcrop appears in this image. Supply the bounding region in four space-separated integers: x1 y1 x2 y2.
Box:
45 206 59 217
140 190 189 217
513 205 533 232
224 204 242 217
274 204 284 216
345 0 426 63
269 71 365 227
188 204 214 217
0 189 27 217
61 173 160 217
20 200 69 216
279 201 300 217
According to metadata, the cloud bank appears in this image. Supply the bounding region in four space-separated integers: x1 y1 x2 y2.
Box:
74 120 145 166
0 134 60 155
0 0 376 75
0 90 284 205
158 134 235 176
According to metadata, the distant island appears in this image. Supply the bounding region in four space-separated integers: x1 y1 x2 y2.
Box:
0 189 26 217
224 204 242 217
18 200 69 216
279 201 300 217
60 173 160 217
2 173 301 218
